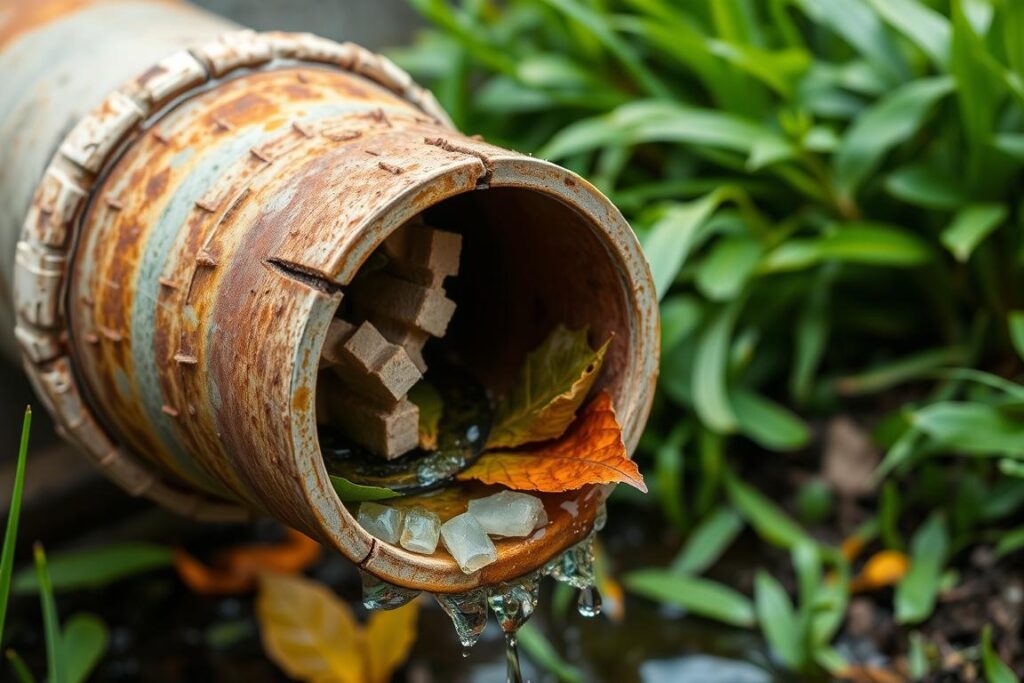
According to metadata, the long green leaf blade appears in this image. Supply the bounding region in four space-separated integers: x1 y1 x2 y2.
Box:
0 407 31 644
62 613 108 683
895 514 948 624
624 569 756 627
834 76 954 198
34 544 65 683
13 543 174 595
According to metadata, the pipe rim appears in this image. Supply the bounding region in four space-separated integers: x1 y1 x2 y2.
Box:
299 153 658 592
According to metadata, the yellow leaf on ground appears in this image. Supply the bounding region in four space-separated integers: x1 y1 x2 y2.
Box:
408 381 443 451
849 550 910 593
365 602 420 683
256 572 365 683
487 326 610 449
460 391 647 493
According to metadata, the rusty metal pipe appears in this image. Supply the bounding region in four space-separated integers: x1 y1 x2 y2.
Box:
0 0 658 592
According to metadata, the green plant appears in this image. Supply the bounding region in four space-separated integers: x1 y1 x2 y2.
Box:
398 0 1024 675
0 412 110 683
0 408 31 644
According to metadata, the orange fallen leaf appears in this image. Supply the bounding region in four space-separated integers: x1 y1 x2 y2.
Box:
459 391 647 493
849 550 910 593
257 571 419 683
174 528 321 595
841 534 868 562
838 664 907 683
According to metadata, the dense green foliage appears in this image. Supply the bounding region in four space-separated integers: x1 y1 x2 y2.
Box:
396 0 1024 677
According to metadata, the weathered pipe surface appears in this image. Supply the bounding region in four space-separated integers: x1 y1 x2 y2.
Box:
0 0 659 592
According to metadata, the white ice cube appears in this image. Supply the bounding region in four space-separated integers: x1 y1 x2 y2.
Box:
358 502 404 544
440 512 498 573
400 507 441 554
468 491 548 538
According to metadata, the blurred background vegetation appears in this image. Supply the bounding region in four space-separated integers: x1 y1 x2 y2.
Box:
391 0 1024 679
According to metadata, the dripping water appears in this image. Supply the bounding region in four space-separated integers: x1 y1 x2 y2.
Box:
577 585 602 618
359 529 606 677
504 632 524 683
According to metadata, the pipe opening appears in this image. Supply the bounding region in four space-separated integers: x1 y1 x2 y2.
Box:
314 179 638 587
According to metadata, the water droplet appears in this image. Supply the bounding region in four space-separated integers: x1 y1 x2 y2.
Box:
577 585 602 618
487 572 540 633
359 570 420 611
504 632 524 683
434 589 489 649
593 503 608 531
546 535 596 589
461 648 472 659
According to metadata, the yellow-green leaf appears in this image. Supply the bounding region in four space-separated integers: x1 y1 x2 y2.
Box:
487 326 610 449
365 602 420 683
256 572 365 683
408 381 443 451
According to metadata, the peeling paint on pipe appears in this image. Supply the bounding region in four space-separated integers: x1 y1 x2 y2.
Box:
0 0 659 592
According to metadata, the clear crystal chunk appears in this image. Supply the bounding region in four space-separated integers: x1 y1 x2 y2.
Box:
440 512 498 573
468 491 547 538
358 502 403 544
399 507 441 554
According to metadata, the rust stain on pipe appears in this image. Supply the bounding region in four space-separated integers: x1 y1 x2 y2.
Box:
3 15 659 592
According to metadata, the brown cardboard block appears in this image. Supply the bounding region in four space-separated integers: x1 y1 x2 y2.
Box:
372 319 430 373
349 271 456 338
324 381 420 459
319 318 355 369
383 221 462 287
319 319 422 403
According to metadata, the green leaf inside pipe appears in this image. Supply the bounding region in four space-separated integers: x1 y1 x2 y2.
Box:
329 475 401 503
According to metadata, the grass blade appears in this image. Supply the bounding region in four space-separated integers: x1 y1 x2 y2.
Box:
62 613 109 683
1009 311 1024 363
754 570 804 670
895 514 948 624
624 569 755 627
692 300 743 433
731 388 811 451
517 623 583 683
5 649 36 683
911 402 1024 457
643 191 729 299
538 0 671 98
724 473 810 549
671 507 744 575
833 76 954 198
33 544 65 683
865 0 951 68
940 204 1007 262
981 625 1019 683
0 407 32 644
13 543 173 594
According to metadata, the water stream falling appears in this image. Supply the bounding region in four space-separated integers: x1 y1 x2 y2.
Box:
359 522 605 683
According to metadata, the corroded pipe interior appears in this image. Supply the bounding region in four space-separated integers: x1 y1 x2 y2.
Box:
430 188 631 396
